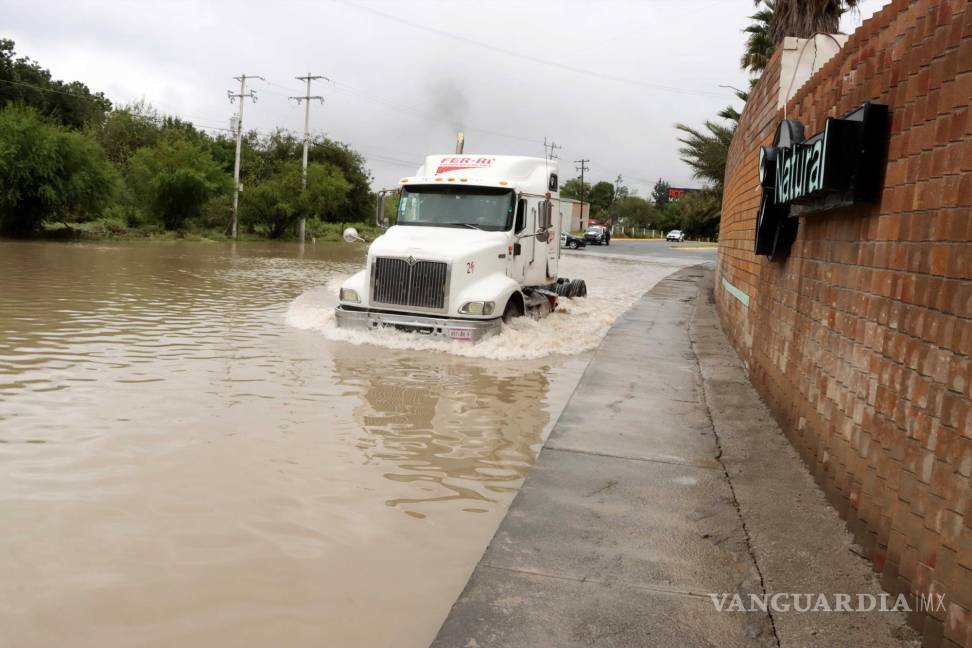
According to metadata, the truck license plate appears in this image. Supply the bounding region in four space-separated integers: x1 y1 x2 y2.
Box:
447 329 474 340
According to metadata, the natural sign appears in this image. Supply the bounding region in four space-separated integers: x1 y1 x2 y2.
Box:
754 102 888 259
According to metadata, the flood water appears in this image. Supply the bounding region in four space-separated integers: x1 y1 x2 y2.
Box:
0 240 687 648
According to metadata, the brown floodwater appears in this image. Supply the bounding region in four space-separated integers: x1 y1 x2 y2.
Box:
0 240 598 648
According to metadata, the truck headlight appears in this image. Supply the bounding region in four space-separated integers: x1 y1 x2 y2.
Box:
459 301 494 316
339 288 360 303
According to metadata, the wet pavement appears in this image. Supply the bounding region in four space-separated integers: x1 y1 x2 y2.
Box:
578 238 718 262
431 265 917 648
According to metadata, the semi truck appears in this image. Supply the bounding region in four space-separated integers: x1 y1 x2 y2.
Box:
334 154 586 342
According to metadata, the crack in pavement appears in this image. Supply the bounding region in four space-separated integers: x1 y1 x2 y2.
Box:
687 283 783 648
543 445 722 470
478 562 715 601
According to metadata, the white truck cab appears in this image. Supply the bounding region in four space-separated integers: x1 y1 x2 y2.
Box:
335 154 583 342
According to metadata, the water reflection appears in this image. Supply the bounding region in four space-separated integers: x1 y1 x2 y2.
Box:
331 345 552 518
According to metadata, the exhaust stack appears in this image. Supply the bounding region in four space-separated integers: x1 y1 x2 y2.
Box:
455 131 465 154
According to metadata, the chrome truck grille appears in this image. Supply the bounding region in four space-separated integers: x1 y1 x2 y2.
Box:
371 257 449 312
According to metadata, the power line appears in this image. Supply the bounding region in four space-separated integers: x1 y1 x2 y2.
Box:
290 73 328 242
360 151 419 169
227 74 263 240
333 0 730 98
0 77 105 99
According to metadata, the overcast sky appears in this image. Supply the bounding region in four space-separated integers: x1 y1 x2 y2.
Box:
4 0 889 196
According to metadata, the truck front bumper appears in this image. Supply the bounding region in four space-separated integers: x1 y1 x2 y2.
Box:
334 306 502 342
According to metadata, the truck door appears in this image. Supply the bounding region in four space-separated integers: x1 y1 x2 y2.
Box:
547 199 560 278
535 198 556 282
511 197 530 283
513 197 556 285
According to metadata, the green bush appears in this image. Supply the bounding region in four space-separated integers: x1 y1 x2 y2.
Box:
195 194 232 231
241 160 350 238
102 203 145 228
0 104 116 236
127 131 232 230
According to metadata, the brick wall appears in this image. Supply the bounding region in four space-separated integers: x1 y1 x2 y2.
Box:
716 1 972 645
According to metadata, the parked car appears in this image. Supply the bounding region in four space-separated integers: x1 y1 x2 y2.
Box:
584 225 611 246
666 229 685 242
561 232 587 249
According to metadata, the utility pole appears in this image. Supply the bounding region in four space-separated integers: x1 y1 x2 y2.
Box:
612 173 625 230
290 73 328 242
227 74 263 239
574 159 590 227
543 137 562 161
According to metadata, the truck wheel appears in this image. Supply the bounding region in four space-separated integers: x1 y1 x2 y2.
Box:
502 299 523 324
568 279 587 298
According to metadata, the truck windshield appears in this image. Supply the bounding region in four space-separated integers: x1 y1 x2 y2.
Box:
397 186 514 231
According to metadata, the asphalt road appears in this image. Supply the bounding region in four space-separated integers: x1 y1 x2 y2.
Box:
572 238 718 261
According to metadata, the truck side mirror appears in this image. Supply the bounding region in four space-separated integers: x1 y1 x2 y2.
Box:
375 190 387 228
538 200 553 230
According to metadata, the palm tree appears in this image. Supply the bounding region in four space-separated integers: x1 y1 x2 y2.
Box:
771 0 860 43
741 0 860 75
742 0 776 75
675 120 736 196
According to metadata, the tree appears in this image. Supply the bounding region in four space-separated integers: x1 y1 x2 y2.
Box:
128 131 231 230
609 196 657 229
742 1 777 75
653 203 683 233
300 162 351 225
678 189 722 239
97 101 164 164
651 179 671 208
0 39 111 129
0 105 116 236
307 139 367 223
241 160 350 238
560 177 590 202
588 180 616 218
383 191 401 225
235 129 372 223
612 175 629 202
771 0 859 44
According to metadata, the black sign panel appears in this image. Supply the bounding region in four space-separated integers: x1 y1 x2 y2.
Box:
754 102 888 259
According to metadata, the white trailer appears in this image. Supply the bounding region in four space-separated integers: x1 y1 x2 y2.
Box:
335 154 586 342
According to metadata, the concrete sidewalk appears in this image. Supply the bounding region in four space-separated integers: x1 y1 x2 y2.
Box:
431 266 918 648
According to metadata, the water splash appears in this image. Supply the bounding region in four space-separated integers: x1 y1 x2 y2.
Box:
285 255 688 360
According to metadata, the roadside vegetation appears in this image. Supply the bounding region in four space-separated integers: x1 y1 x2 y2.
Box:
0 39 375 240
559 176 720 240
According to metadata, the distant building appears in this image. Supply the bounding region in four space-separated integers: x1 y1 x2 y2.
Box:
558 198 589 232
667 187 699 202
